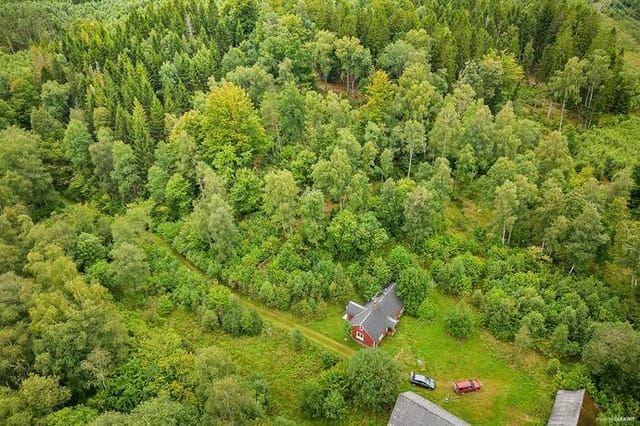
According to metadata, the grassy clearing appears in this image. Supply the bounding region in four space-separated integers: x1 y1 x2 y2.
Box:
123 303 388 425
304 292 554 424
371 291 553 426
301 296 554 425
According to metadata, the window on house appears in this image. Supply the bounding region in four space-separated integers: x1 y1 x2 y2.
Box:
355 330 364 341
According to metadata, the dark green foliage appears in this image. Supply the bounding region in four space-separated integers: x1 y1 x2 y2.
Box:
548 324 580 359
157 295 174 316
64 119 94 180
85 260 113 289
289 329 305 351
0 127 55 213
220 298 244 336
203 376 264 425
75 233 108 271
300 362 351 421
220 298 262 337
397 266 430 316
230 168 263 216
242 308 263 336
45 405 98 426
327 210 388 259
347 349 401 411
320 351 339 370
435 255 473 296
444 302 476 340
481 288 519 341
386 245 413 281
300 379 325 419
417 298 437 323
583 322 640 400
322 390 348 420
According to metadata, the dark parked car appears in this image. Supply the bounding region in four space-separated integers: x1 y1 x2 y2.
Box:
452 378 482 394
410 371 436 390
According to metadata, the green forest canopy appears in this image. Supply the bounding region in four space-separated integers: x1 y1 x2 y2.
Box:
1 0 640 423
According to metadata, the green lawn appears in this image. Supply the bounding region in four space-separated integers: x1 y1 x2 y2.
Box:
309 291 555 425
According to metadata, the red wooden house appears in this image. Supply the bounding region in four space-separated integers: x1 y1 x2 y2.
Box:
343 283 404 347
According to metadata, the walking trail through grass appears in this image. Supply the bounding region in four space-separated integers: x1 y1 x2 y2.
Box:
147 232 356 359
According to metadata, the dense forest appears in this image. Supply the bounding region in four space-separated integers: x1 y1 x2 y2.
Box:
1 0 640 424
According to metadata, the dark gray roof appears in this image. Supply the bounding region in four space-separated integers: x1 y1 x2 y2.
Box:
388 392 471 426
346 301 366 318
348 283 403 342
547 390 585 426
371 282 403 319
352 308 392 341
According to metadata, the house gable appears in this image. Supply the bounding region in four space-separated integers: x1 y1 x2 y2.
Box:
351 324 376 347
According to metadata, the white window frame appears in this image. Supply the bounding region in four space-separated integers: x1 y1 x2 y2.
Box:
355 330 365 341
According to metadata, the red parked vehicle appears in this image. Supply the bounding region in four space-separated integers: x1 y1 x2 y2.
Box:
453 378 482 394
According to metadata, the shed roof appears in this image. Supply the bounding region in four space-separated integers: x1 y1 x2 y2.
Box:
547 390 590 426
388 391 471 426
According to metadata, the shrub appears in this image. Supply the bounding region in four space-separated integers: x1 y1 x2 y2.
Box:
157 295 174 316
221 300 243 336
247 373 271 409
289 329 305 351
514 324 533 352
300 379 325 418
320 351 339 369
273 417 297 426
546 358 561 376
386 245 413 280
241 309 263 336
470 289 484 308
342 320 352 339
437 256 472 296
200 309 219 330
323 390 348 420
444 302 475 340
548 324 579 359
86 260 113 289
417 298 437 323
481 288 518 341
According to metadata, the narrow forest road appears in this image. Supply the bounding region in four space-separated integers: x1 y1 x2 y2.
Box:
146 232 356 359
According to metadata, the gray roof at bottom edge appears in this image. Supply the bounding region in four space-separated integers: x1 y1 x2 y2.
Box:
388 392 471 426
547 389 586 426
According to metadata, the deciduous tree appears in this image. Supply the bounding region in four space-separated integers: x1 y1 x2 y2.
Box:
264 170 299 236
347 349 401 411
